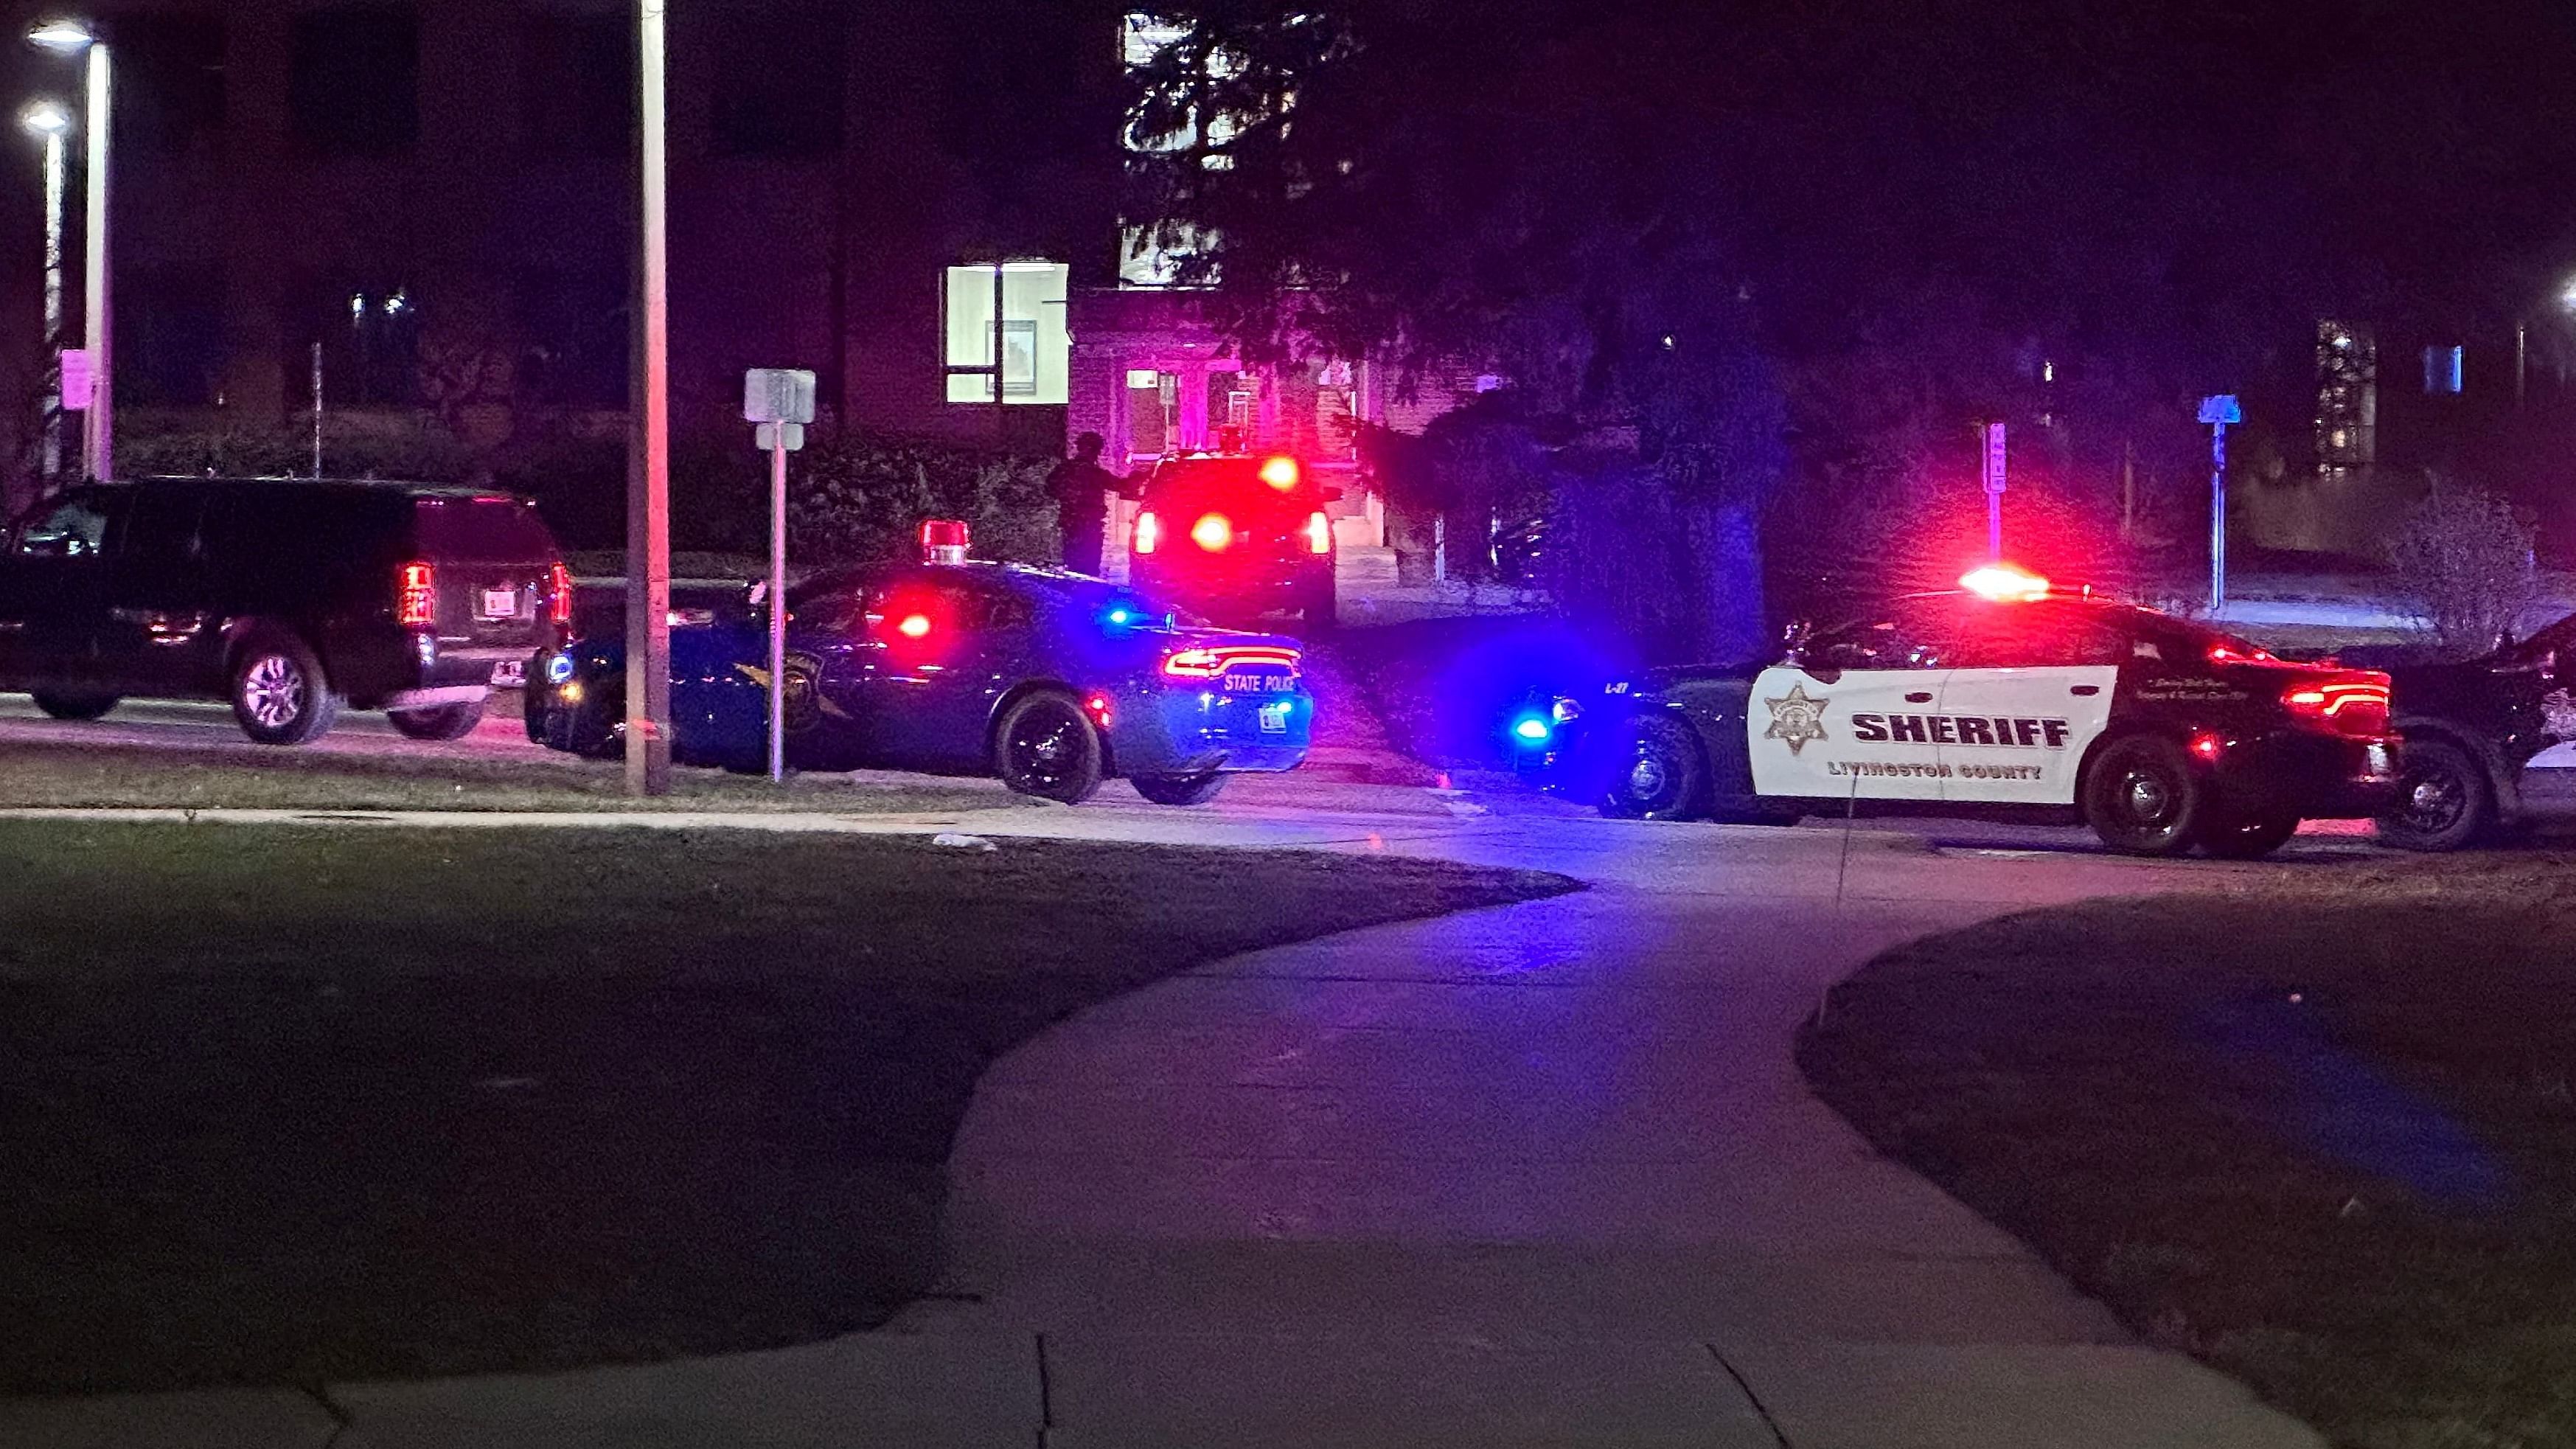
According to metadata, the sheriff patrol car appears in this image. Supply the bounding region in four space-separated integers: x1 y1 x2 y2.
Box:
1565 566 2398 858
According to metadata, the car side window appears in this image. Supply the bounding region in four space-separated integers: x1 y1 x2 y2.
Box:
14 491 118 559
1803 615 1953 670
1951 606 2129 669
793 588 871 634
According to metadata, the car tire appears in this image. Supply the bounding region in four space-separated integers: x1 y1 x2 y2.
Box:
994 689 1103 805
388 698 487 741
1132 770 1228 806
2080 734 2205 855
227 630 343 746
2375 738 2491 852
2199 810 2300 860
29 690 118 721
1599 714 1708 821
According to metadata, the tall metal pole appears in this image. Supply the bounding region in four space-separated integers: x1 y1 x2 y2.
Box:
310 341 324 476
767 432 787 783
80 41 108 482
2209 420 2229 616
626 0 673 794
38 124 62 489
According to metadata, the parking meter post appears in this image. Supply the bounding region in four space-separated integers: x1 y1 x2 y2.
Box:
768 432 787 784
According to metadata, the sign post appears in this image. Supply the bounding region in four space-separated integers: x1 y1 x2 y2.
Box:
1981 421 2007 558
2198 395 2241 615
743 368 816 785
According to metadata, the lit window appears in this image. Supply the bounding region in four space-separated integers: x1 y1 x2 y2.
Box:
1121 222 1213 288
2423 344 2463 395
944 263 1068 405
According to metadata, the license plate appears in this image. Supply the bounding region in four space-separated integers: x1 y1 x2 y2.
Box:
1226 673 1295 694
480 588 520 619
490 659 526 688
1259 702 1291 734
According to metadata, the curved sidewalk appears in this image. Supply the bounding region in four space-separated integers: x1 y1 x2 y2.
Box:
1 811 2325 1448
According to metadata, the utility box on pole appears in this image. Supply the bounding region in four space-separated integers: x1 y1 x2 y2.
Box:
744 367 817 785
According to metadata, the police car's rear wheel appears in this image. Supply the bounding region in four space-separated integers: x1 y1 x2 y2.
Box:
388 698 487 740
996 690 1103 805
1601 715 1708 821
2081 734 2204 855
2375 738 2490 852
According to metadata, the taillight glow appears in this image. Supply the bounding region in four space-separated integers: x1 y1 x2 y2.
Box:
1305 510 1332 555
1083 692 1113 727
397 562 436 627
1191 512 1233 552
1161 643 1302 679
2279 675 2392 738
549 560 574 625
1133 510 1160 555
2208 642 2277 664
1260 456 1301 490
2189 730 2225 761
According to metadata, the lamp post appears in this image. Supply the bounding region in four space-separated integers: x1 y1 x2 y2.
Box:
29 19 106 483
625 0 672 795
20 99 68 490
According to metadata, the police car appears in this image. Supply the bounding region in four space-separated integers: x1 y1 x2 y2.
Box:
528 527 1313 805
1567 566 2398 858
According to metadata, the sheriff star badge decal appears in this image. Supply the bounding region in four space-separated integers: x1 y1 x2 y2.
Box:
1763 682 1829 756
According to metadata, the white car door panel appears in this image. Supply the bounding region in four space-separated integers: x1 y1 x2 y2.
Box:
1936 665 2120 805
1747 664 1952 802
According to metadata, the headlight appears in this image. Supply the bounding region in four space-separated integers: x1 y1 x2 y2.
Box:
1551 696 1583 723
544 652 577 685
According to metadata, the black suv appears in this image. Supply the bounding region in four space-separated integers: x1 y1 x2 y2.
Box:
1128 454 1340 625
0 476 566 744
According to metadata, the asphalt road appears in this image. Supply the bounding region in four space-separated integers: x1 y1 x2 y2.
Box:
15 687 2576 855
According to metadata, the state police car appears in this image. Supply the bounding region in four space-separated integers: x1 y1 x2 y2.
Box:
1565 566 2398 858
529 532 1312 805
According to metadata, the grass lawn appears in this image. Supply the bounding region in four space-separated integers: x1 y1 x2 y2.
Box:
0 821 1576 1394
1798 855 2576 1449
0 738 1020 814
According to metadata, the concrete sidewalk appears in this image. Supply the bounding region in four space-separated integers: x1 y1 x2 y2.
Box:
0 810 2325 1448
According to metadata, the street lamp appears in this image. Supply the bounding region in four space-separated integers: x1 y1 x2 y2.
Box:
625 0 672 795
27 18 108 483
20 100 67 488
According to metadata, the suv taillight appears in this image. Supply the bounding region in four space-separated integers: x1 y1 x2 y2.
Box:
1134 510 1160 555
1305 510 1332 555
2280 673 2391 739
397 561 436 628
549 560 574 625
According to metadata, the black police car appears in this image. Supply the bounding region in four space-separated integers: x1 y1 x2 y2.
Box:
2362 616 2576 850
529 550 1314 804
1562 566 2398 858
0 476 566 744
1128 454 1340 625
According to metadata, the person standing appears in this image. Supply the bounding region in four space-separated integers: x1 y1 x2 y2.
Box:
1048 431 1126 577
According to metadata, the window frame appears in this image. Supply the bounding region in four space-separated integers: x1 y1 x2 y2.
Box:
942 262 1069 407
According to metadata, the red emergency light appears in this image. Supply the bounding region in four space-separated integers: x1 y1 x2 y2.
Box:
1958 563 2050 602
920 518 970 564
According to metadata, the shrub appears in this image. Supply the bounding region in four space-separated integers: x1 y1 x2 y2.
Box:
2384 488 2538 657
787 433 1057 566
118 412 472 483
